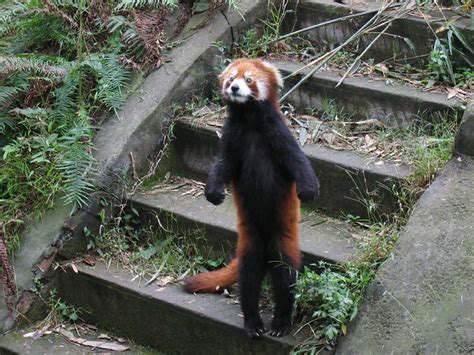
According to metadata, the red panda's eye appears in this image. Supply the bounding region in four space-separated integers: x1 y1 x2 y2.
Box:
229 76 235 82
246 77 252 83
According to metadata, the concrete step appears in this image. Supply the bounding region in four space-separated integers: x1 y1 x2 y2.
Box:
284 0 473 63
275 61 461 127
170 120 413 219
0 328 150 354
56 262 307 355
129 186 359 265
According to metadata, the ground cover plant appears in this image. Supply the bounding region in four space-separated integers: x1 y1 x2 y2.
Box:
0 0 238 321
86 206 227 286
0 0 238 249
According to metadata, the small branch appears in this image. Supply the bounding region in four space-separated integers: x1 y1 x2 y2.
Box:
281 2 393 102
266 6 399 46
336 23 392 87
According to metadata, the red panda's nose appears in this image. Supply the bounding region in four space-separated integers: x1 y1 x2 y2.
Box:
231 85 239 93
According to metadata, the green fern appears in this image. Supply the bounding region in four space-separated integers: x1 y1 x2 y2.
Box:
0 1 28 36
58 114 96 211
115 0 179 10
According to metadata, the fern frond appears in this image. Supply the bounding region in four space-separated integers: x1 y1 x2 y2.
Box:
58 121 96 210
0 113 16 132
122 25 145 58
81 54 130 112
0 1 28 36
0 56 67 78
115 0 179 10
51 69 81 125
107 15 129 34
0 72 30 108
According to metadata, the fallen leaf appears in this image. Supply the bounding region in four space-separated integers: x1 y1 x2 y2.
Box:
374 63 389 73
98 333 111 340
321 132 336 145
24 328 52 339
57 328 129 352
364 134 376 147
299 127 308 146
341 323 347 336
71 263 78 273
446 88 459 100
156 276 174 287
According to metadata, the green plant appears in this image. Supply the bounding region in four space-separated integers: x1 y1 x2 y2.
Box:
44 289 84 324
89 209 228 281
380 111 459 187
294 262 374 351
427 24 474 86
234 0 289 58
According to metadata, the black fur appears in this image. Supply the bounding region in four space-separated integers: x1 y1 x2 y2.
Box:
205 99 319 338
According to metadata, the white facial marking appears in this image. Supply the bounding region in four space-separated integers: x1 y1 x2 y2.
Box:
256 80 268 101
225 78 252 103
262 61 284 88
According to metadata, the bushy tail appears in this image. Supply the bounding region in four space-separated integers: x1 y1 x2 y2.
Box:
183 258 238 293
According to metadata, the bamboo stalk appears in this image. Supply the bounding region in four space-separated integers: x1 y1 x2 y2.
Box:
266 8 382 45
335 23 392 87
280 2 393 102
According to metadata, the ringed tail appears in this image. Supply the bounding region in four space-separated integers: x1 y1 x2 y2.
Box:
183 258 238 293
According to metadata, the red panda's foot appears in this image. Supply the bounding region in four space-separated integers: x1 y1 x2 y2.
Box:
204 183 225 206
244 317 266 339
269 317 291 337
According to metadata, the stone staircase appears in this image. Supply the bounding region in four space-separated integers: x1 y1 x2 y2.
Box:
1 0 470 353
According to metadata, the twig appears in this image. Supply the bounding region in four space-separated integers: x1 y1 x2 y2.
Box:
336 23 392 87
281 2 392 102
266 6 399 46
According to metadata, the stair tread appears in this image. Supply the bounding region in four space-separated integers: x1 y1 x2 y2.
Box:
58 261 308 353
184 121 414 180
131 186 360 264
274 60 460 109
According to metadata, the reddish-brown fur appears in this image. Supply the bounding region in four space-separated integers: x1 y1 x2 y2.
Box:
183 184 301 293
219 59 283 110
183 58 319 337
183 58 300 292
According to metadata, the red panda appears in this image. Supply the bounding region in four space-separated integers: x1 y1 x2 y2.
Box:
183 59 319 338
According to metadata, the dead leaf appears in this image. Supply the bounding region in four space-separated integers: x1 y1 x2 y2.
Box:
83 251 98 266
446 88 460 100
299 127 308 146
23 325 52 339
374 63 389 73
57 328 129 352
321 132 336 145
364 134 376 147
98 333 112 340
156 276 174 287
71 263 78 273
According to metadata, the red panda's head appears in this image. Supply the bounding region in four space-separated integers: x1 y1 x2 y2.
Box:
219 59 283 107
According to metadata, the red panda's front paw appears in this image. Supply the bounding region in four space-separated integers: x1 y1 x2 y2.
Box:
297 177 320 202
297 185 319 202
205 185 225 205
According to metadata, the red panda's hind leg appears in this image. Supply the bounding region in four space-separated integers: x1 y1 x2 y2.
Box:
269 183 301 337
239 245 267 338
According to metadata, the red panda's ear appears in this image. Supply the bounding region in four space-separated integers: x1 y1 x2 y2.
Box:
219 59 243 83
261 61 284 89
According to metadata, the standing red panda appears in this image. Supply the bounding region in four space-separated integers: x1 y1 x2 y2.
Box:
183 59 319 338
